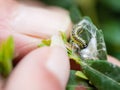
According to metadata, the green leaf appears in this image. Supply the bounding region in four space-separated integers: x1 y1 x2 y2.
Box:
70 17 107 60
66 46 81 64
69 5 82 24
66 70 96 90
0 36 14 77
38 39 51 47
60 31 81 64
75 71 88 80
59 31 67 44
86 60 120 83
81 62 120 90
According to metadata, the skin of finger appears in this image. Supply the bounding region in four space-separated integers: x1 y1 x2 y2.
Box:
1 55 119 90
4 47 70 90
108 55 120 67
0 75 5 90
0 1 119 90
0 0 41 60
0 0 72 40
10 1 72 39
0 29 41 60
0 0 72 60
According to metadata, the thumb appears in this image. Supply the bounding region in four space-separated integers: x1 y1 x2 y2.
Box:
5 47 70 90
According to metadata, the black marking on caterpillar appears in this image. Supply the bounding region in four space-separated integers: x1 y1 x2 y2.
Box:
71 25 87 49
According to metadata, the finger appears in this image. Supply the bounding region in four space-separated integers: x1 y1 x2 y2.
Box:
1 0 72 39
0 29 41 60
0 0 41 60
5 46 70 90
108 55 120 67
10 1 72 39
0 0 72 60
0 75 5 90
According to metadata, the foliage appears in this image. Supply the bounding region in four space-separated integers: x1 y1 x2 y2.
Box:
0 36 14 77
39 1 120 89
41 0 120 60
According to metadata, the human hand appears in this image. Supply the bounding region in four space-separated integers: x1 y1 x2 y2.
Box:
0 0 71 90
0 0 120 90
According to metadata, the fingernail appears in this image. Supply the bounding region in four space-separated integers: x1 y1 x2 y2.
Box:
46 47 70 88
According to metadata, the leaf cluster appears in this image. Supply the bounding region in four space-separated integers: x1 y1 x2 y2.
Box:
0 36 14 77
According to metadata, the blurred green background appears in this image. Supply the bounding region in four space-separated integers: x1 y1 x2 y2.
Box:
40 0 120 60
75 0 120 60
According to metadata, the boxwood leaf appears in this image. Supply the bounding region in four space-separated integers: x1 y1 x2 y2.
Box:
81 61 120 90
75 71 88 80
85 60 120 83
66 70 96 90
0 36 14 77
38 39 51 47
